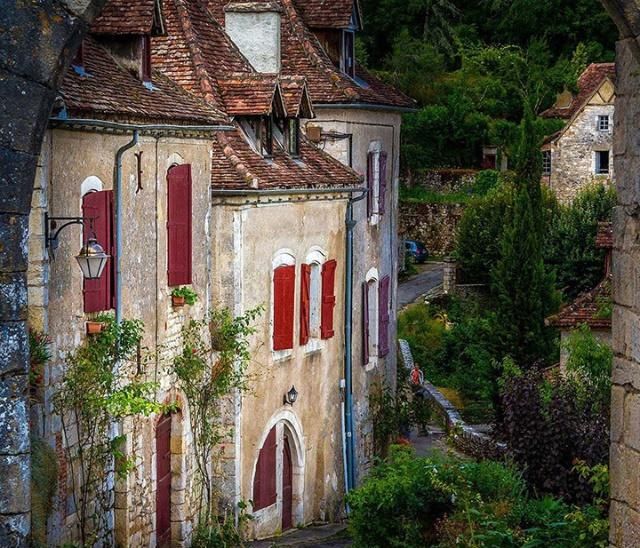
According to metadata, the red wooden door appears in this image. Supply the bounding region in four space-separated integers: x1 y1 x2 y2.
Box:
282 436 293 531
156 414 172 547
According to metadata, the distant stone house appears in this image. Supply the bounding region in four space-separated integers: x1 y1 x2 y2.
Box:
546 222 613 367
541 63 616 202
26 0 412 545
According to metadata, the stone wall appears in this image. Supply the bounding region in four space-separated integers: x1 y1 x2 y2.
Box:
608 36 640 548
399 202 465 256
406 169 477 193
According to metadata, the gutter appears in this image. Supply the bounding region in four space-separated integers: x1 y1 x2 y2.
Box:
49 117 236 134
210 187 363 197
313 103 418 114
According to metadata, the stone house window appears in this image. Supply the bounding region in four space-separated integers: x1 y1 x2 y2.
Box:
542 150 552 175
366 146 388 224
597 115 610 132
272 251 296 354
595 150 610 175
167 164 193 286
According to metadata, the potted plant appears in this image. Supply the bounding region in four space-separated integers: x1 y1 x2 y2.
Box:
86 320 106 335
171 286 198 308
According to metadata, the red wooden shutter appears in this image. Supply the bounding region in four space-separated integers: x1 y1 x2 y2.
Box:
273 265 295 350
366 152 374 217
321 259 337 339
300 264 311 345
379 151 388 215
83 190 114 313
362 282 369 365
253 426 277 510
167 165 192 287
378 275 391 357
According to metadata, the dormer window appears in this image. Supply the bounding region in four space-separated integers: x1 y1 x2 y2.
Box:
262 116 273 157
288 119 300 157
141 35 152 83
72 41 84 69
341 31 355 78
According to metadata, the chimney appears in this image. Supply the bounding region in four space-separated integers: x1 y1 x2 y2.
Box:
225 2 282 73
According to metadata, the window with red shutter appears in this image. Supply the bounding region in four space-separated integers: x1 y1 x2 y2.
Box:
83 190 114 313
362 281 369 365
167 165 192 287
300 264 311 345
253 426 277 510
273 265 296 351
321 259 337 339
378 276 391 356
379 151 388 216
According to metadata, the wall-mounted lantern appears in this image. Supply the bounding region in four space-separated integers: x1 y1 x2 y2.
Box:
45 213 110 280
284 385 298 406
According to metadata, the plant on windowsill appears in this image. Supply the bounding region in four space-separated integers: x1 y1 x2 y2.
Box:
171 286 198 308
86 320 106 335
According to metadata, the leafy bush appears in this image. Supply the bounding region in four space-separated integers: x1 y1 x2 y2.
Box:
499 367 609 503
472 169 500 195
171 285 199 305
397 302 448 373
348 448 608 547
545 183 616 299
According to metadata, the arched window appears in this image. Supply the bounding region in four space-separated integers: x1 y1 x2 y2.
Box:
366 141 388 224
363 268 379 367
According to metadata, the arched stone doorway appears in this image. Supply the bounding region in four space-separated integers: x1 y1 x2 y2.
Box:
251 410 305 538
1 2 107 543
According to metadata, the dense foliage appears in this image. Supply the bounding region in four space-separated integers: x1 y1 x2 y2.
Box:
491 108 559 367
347 445 608 547
359 0 616 170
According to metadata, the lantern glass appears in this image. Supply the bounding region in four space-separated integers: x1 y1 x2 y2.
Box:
287 386 298 405
76 238 109 280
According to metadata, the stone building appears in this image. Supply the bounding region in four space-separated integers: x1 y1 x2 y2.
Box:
24 0 411 544
541 63 616 202
546 223 612 368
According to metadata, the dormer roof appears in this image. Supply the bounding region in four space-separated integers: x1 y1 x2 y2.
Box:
92 0 166 36
293 0 362 30
218 73 286 117
542 63 616 120
280 76 315 118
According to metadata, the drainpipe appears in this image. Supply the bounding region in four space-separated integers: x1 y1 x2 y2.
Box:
114 132 139 325
344 189 367 494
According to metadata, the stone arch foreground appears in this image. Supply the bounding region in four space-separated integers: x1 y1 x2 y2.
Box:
1 1 106 544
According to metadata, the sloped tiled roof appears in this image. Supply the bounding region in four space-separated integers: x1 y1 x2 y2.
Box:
293 0 356 28
211 128 361 189
546 277 612 330
280 76 314 118
542 63 616 120
92 0 160 35
59 37 226 124
205 0 415 108
596 222 613 249
218 74 283 116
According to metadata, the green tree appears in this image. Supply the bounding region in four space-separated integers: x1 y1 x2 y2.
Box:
491 106 559 366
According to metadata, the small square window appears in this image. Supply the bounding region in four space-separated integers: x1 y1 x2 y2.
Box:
598 115 610 132
595 150 610 175
542 150 551 175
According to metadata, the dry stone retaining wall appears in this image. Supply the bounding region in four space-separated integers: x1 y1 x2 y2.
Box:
399 202 464 256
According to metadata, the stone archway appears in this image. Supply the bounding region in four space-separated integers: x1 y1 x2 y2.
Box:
1 2 107 544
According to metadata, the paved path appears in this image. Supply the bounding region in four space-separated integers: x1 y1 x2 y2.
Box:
249 523 351 547
398 262 444 309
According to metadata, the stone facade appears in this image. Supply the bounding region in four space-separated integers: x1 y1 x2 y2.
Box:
398 201 465 256
542 67 616 203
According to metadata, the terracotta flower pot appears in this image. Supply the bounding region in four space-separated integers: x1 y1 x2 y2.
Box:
86 321 105 335
172 295 185 308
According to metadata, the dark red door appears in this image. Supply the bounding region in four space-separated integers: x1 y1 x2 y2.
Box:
156 414 172 547
282 436 293 531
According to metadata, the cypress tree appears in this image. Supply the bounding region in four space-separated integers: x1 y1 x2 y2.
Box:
491 104 558 367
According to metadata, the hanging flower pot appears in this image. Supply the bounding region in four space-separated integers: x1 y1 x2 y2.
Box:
86 321 105 335
171 287 197 308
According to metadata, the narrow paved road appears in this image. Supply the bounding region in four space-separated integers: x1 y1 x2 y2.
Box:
398 263 444 309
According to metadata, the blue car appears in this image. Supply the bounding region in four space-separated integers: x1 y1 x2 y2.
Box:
405 240 429 264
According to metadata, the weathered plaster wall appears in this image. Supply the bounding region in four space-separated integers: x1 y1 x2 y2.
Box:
544 102 615 203
0 2 107 544
608 37 640 548
224 10 281 73
29 128 212 546
307 108 402 480
399 201 464 256
210 196 348 539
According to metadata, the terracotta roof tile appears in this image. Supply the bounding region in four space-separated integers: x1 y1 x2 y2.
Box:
546 277 612 329
60 37 226 124
279 76 314 118
596 222 613 249
293 0 355 28
211 128 361 189
92 0 160 35
218 74 283 116
542 63 616 120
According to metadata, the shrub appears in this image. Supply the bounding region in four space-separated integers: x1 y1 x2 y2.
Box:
472 169 500 195
545 183 616 299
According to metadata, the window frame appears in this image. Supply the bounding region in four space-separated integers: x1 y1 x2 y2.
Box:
542 150 552 176
597 114 610 132
595 150 610 175
341 30 356 78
